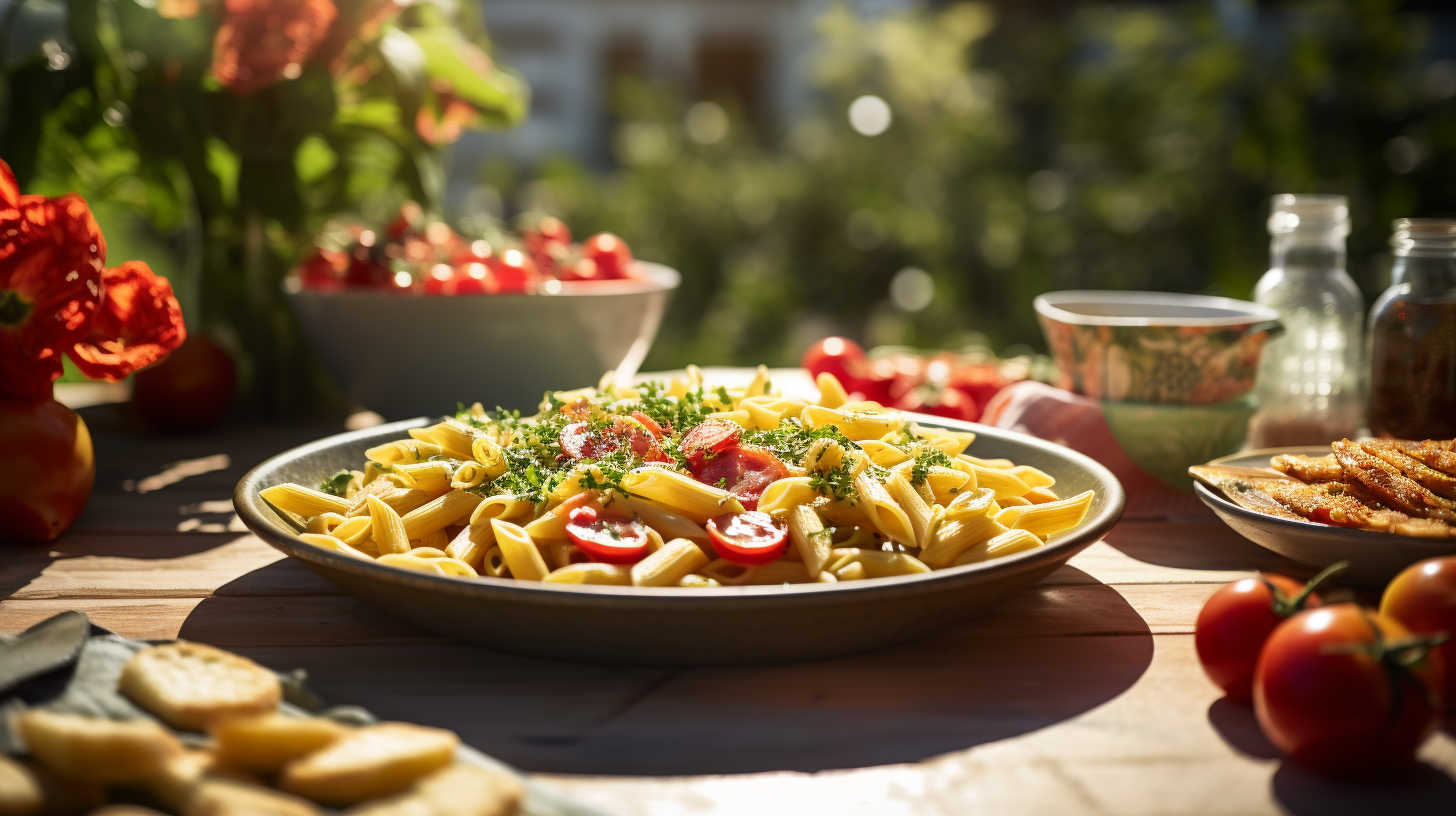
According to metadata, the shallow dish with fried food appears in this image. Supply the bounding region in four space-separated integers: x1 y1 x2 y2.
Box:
1192 445 1456 584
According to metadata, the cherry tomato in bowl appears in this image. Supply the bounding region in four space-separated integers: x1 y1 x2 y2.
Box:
1254 603 1445 775
582 233 633 280
1194 568 1332 703
893 386 978 423
706 511 789 565
565 507 651 564
1381 556 1456 709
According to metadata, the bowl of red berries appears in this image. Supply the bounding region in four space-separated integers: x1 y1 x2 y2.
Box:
286 205 678 418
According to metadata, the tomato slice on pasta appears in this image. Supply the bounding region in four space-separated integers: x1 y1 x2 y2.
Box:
707 511 789 565
565 507 650 564
691 446 790 510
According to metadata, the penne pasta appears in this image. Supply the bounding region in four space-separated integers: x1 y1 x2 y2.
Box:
490 518 549 581
261 484 350 519
631 538 710 587
401 490 482 540
787 504 833 575
618 468 746 524
298 533 373 561
995 490 1095 538
543 563 632 585
366 495 410 555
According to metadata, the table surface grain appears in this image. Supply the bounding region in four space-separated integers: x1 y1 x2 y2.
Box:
4 389 1455 816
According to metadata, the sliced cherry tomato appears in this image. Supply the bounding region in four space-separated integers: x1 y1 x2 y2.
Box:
801 337 867 391
692 446 790 510
560 422 617 460
679 420 742 469
1381 556 1456 709
566 507 650 564
630 411 666 438
707 511 789 565
581 233 633 279
1254 603 1445 775
1194 571 1328 704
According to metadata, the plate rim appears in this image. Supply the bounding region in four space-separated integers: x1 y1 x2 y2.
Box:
1193 446 1456 550
234 412 1126 603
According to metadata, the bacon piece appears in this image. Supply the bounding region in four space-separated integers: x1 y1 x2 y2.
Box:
1332 440 1456 521
1360 441 1456 500
1269 454 1343 483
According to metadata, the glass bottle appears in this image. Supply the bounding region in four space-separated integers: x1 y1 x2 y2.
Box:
1248 194 1365 447
1367 219 1456 440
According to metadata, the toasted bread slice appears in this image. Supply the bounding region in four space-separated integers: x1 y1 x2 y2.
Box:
212 714 350 775
185 779 321 816
16 709 183 784
346 764 523 816
278 723 458 806
119 642 281 731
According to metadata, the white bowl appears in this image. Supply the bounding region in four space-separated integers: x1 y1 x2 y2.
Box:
286 262 679 418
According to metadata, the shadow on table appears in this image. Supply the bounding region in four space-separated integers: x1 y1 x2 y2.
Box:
1103 518 1314 577
181 563 1154 775
1206 698 1279 760
1272 760 1456 816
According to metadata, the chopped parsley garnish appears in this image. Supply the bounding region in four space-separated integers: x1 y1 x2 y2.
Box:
809 462 858 503
741 419 851 466
909 448 955 484
318 470 354 497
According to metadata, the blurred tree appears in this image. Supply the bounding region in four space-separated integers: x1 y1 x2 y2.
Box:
507 0 1456 371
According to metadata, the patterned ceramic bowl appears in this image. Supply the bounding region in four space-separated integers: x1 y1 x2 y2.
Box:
1034 291 1282 405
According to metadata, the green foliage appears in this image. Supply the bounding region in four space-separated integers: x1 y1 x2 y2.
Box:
0 0 528 413
516 0 1456 370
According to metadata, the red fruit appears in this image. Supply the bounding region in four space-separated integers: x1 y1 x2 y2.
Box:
692 446 790 510
581 233 633 279
800 337 868 393
131 335 237 433
565 507 651 564
1194 572 1326 704
1381 556 1456 710
343 249 392 289
0 396 94 543
67 262 186 384
949 364 1009 411
706 511 789 565
486 248 539 294
895 386 978 422
1254 604 1444 775
679 420 742 469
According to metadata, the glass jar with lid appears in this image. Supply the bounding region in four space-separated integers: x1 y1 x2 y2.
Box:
1248 194 1365 447
1368 219 1456 440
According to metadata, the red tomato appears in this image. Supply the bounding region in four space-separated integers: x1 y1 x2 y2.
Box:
421 263 457 295
565 507 650 564
486 248 539 294
1381 556 1456 709
948 364 1008 410
679 420 742 469
343 249 392 289
386 200 424 241
1254 604 1444 775
298 250 345 292
581 233 633 279
707 511 789 565
131 336 237 434
450 240 494 266
692 446 790 510
630 411 666 438
800 337 867 391
894 386 978 422
1194 573 1325 703
560 417 668 463
0 397 94 543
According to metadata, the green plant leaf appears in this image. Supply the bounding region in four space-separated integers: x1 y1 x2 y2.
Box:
408 29 528 127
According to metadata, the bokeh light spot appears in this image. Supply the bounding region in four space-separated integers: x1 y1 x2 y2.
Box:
848 95 892 136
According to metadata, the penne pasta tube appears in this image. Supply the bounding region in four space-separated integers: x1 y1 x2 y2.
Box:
392 462 453 494
549 543 585 569
919 489 1005 567
490 518 549 581
410 420 475 461
1025 486 1062 504
854 471 915 545
834 561 868 581
706 409 752 427
618 468 745 524
365 440 444 466
401 490 482 540
305 512 348 535
366 495 410 555
1006 465 1056 490
523 512 571 541
995 490 1095 538
376 553 478 577
756 477 819 517
858 440 911 468
742 364 772 398
470 437 508 479
451 463 487 489
469 494 534 525
543 563 633 586
920 429 976 456
825 548 932 578
743 560 814 585
961 454 1015 469
699 558 756 586
631 538 710 587
678 574 721 588
298 533 373 561
815 371 849 409
884 467 933 548
957 461 1031 501
414 529 448 551
801 405 901 441
621 496 711 545
998 495 1032 507
332 515 373 546
924 466 972 505
480 546 508 577
261 484 350 519
787 504 833 575
404 547 448 558
951 528 1044 566
445 524 493 569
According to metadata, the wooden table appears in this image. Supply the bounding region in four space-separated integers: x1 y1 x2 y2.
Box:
4 401 1455 816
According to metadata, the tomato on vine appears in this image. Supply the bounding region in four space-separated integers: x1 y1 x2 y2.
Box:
1381 556 1456 710
1253 603 1445 775
1194 563 1342 703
